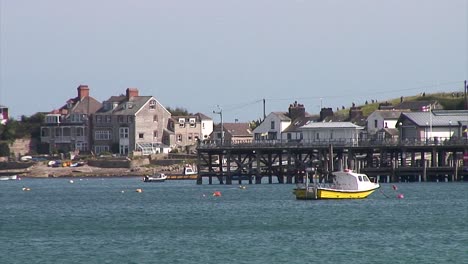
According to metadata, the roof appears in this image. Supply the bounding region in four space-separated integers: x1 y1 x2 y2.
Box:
56 95 102 115
399 111 468 127
283 116 317 133
172 112 213 122
217 123 252 137
299 121 364 129
272 112 291 121
370 110 404 120
0 105 7 108
96 96 153 115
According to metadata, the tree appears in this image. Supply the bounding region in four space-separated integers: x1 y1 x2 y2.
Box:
166 106 191 116
0 142 10 157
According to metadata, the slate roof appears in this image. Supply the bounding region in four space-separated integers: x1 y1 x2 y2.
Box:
372 110 404 119
216 123 252 137
172 112 213 122
282 116 318 133
96 96 153 115
56 95 102 115
399 111 468 127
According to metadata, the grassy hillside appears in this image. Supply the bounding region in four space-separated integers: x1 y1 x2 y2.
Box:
336 91 466 117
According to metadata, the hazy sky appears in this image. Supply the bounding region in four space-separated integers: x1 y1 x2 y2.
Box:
1 0 467 122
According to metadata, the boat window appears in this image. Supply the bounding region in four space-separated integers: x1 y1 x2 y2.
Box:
363 176 370 182
358 176 363 182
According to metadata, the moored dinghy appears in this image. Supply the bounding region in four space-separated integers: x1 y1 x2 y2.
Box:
294 169 380 200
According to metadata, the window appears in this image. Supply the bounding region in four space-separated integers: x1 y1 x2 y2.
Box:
105 115 111 123
177 134 182 142
76 142 88 151
287 133 291 140
76 127 84 137
55 128 61 137
118 115 124 123
119 127 129 138
149 99 156 110
188 133 193 141
153 115 158 122
189 118 196 128
374 120 378 128
316 133 319 140
41 128 50 137
96 115 102 123
271 121 275 129
127 116 134 123
95 130 111 140
94 145 110 154
358 176 363 182
153 131 158 139
139 133 144 139
330 130 333 139
120 145 129 155
179 118 185 128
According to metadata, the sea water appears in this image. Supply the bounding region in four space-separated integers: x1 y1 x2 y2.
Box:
1 178 466 264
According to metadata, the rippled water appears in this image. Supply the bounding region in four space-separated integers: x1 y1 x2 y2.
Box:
1 178 467 264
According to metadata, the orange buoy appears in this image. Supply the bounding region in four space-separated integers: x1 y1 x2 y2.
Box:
212 191 222 197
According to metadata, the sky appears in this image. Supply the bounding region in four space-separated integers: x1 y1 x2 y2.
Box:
0 0 467 123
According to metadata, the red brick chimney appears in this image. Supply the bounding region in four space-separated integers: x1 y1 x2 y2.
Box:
77 85 89 99
126 88 139 99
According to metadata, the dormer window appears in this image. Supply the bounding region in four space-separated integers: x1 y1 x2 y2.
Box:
189 118 196 128
179 118 185 127
127 103 134 109
149 99 156 110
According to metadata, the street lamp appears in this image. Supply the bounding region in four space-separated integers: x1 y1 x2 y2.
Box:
449 120 452 140
213 105 223 145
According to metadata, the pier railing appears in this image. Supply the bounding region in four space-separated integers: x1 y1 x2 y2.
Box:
198 137 468 149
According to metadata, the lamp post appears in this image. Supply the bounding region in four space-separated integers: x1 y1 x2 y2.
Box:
213 105 223 145
449 120 452 140
398 122 403 144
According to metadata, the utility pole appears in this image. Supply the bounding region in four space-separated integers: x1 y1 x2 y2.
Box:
263 98 266 120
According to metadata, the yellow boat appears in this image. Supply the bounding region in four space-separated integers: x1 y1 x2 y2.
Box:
294 170 380 200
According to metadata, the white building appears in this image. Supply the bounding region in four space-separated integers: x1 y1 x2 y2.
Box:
299 122 364 146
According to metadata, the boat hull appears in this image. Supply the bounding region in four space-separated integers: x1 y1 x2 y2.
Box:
0 175 17 181
294 186 379 200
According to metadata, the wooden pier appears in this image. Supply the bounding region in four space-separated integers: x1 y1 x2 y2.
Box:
196 139 468 184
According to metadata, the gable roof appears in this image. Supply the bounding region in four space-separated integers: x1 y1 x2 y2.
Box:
216 123 252 137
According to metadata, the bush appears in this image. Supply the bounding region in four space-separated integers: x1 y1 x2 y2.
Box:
0 143 10 157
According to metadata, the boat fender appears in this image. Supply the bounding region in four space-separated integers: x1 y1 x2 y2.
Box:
136 188 143 193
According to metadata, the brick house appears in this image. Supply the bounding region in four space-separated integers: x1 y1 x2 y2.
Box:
92 88 172 155
0 105 9 125
41 85 102 153
169 113 213 150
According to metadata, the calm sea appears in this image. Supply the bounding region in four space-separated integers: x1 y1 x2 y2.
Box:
1 178 466 264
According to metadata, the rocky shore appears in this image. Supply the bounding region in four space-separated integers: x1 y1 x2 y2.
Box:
19 163 153 178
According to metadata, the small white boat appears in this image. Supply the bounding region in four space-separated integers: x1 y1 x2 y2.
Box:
0 175 18 181
143 173 167 182
294 169 380 200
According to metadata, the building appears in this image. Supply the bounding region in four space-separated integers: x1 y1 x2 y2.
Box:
211 122 253 143
93 88 172 155
0 105 9 125
397 110 468 142
366 110 406 135
298 122 364 146
169 113 213 150
253 102 314 141
40 85 102 152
